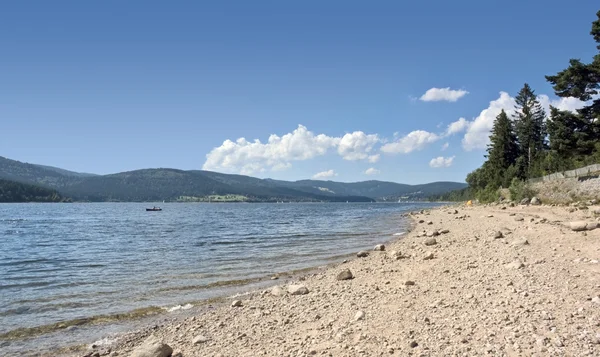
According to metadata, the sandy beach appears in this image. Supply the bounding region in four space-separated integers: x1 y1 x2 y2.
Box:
44 202 600 356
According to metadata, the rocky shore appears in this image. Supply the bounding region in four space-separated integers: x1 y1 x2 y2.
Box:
45 203 600 356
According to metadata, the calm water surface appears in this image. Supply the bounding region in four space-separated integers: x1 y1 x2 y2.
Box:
0 202 440 353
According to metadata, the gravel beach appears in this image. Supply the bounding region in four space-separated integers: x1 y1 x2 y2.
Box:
37 203 600 356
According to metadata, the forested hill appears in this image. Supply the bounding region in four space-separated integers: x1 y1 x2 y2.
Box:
0 156 466 202
0 179 65 203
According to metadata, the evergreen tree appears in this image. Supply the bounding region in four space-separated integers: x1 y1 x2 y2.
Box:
512 83 547 177
546 10 600 149
485 110 519 188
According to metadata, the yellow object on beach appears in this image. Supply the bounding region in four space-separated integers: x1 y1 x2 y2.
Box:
466 200 472 206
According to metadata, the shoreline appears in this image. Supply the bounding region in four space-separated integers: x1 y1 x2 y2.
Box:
3 206 423 357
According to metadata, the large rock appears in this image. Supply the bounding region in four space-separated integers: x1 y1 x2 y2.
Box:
336 269 354 281
131 336 173 357
570 221 589 232
587 222 599 231
373 244 385 251
356 251 369 258
288 284 309 295
520 198 530 205
530 197 541 205
231 300 243 307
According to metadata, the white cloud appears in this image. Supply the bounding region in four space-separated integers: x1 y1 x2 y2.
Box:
429 156 455 168
420 87 469 102
461 92 516 151
445 117 469 136
337 131 380 161
312 169 337 179
441 142 449 151
203 125 381 174
380 130 440 154
364 167 381 175
368 154 380 163
537 95 585 114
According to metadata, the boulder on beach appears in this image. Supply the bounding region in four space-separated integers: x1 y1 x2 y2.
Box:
131 335 173 357
373 244 385 251
530 197 541 205
271 286 284 296
423 252 434 260
354 311 365 321
493 231 504 239
570 221 589 232
356 251 369 258
424 238 437 246
231 300 243 307
336 268 354 281
520 198 530 205
288 284 309 295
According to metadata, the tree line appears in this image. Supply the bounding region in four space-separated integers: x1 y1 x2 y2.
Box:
0 179 66 203
466 10 600 202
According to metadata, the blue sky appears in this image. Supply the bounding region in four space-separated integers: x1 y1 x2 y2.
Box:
1 1 598 184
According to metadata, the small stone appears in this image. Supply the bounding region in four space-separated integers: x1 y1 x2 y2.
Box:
388 250 402 260
192 335 209 344
357 251 369 258
423 252 434 260
336 269 354 281
427 221 433 225
354 311 365 321
288 285 309 295
586 222 598 231
570 221 588 232
424 238 437 246
231 300 243 307
373 244 385 251
271 286 284 296
591 296 600 305
493 231 504 239
514 217 524 222
487 214 494 218
409 341 418 348
505 259 525 270
520 198 530 205
405 280 415 286
440 229 450 234
530 197 541 205
511 238 529 247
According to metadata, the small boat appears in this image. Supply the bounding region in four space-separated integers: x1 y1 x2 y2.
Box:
146 207 162 211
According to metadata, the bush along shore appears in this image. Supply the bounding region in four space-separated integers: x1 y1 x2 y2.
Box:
39 201 600 357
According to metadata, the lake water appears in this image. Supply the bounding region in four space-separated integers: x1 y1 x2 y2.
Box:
0 202 440 354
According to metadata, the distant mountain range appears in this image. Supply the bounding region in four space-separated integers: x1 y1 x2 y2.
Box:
0 156 467 202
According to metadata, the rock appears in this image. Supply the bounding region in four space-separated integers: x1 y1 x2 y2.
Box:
586 222 598 231
570 221 589 232
427 221 433 225
373 244 385 251
424 238 437 246
231 300 243 307
336 269 354 281
509 213 516 216
530 197 541 205
487 214 494 218
426 230 440 237
511 238 529 247
505 260 525 270
288 285 309 295
131 336 173 357
520 198 530 205
354 311 365 321
440 229 450 234
356 251 369 258
271 286 284 296
591 296 600 305
388 250 402 260
405 280 415 286
514 217 524 222
192 335 209 344
423 252 434 260
452 209 458 214
409 341 418 348
493 231 504 239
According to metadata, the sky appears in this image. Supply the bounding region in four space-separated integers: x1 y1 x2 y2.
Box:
1 1 598 184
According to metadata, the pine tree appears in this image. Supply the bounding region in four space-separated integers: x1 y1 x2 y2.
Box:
546 10 600 150
485 110 519 188
547 106 596 167
512 83 547 177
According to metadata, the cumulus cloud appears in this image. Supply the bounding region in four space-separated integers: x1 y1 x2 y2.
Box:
364 167 381 175
537 95 586 114
203 125 381 174
445 117 469 136
441 142 449 151
368 154 380 163
429 156 455 168
337 131 380 161
380 130 440 154
312 169 337 179
420 87 469 102
460 92 516 151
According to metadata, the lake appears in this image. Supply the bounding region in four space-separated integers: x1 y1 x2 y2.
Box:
0 202 440 354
